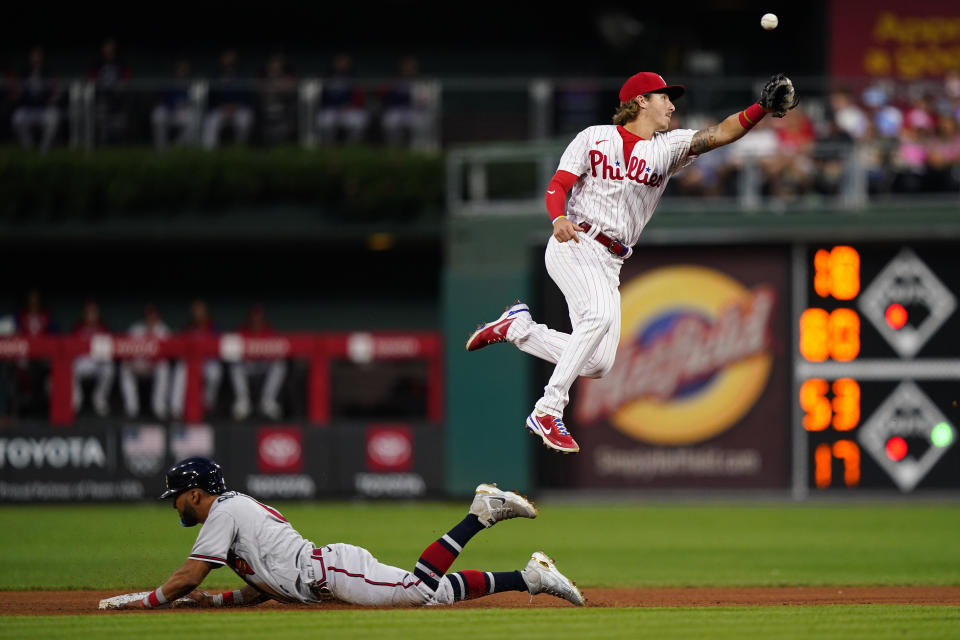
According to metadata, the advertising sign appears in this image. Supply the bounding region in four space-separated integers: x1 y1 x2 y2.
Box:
831 0 960 80
540 245 791 489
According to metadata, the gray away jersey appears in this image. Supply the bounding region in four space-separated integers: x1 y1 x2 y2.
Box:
189 491 316 603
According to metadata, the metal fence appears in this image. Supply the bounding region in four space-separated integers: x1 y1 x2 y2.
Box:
4 74 959 212
0 74 882 148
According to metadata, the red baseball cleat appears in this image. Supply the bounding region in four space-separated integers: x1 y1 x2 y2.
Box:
465 301 529 352
526 412 580 453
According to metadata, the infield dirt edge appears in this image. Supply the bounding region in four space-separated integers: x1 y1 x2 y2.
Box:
2 586 960 615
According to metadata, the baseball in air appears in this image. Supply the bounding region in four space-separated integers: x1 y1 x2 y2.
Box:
761 13 779 30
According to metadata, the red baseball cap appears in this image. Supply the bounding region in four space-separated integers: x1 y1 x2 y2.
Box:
619 72 685 103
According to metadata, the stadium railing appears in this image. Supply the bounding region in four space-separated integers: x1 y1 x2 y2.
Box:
0 331 444 426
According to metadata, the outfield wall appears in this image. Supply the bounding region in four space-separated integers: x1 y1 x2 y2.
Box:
3 206 960 501
0 422 444 502
443 206 960 497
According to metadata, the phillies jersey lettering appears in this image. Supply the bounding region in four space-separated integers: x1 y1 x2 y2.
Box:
588 151 665 187
559 125 697 247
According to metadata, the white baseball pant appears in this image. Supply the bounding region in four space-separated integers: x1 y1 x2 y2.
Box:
309 543 453 606
508 234 622 416
229 360 287 418
170 359 223 418
120 359 171 418
73 356 116 414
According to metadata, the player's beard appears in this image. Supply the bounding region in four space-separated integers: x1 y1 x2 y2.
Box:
179 503 200 527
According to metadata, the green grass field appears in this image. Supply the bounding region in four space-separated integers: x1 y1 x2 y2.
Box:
2 500 958 639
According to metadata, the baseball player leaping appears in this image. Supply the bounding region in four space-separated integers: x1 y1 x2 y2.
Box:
103 457 584 610
466 72 799 454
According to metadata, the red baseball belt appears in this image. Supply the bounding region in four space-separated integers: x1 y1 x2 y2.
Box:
578 222 629 258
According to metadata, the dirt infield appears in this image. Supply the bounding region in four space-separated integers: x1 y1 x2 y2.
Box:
2 587 960 615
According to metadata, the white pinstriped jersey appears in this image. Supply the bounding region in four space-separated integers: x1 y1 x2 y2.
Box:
188 491 316 603
557 125 697 246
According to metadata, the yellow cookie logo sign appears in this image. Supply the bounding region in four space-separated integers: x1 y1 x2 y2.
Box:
575 266 775 445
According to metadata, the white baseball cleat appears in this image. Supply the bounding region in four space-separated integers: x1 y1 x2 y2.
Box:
469 483 538 528
522 551 585 606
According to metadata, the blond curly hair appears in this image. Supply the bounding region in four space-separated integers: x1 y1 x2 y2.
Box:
612 99 641 126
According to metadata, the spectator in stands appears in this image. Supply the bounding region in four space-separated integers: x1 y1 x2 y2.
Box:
943 70 960 122
924 114 960 192
10 46 61 152
72 298 115 417
724 116 779 199
860 79 902 141
828 88 869 141
170 299 223 419
945 69 960 102
202 49 255 149
258 51 297 146
89 37 131 146
904 94 936 133
16 288 55 338
11 289 57 417
861 79 894 112
812 118 855 197
119 304 172 419
0 309 13 336
0 305 13 420
316 53 368 145
768 109 817 200
874 102 904 140
668 115 735 198
151 58 198 150
853 120 896 196
378 55 432 148
892 125 929 193
229 303 286 421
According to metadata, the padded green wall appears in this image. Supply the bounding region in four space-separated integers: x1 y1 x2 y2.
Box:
443 216 549 495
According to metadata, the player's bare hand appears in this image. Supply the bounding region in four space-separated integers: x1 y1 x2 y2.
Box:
553 217 583 243
177 590 213 608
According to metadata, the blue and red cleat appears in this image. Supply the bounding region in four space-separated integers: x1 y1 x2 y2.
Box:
526 412 580 454
465 301 529 352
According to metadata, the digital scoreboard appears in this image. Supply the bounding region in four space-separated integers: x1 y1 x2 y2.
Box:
793 243 960 494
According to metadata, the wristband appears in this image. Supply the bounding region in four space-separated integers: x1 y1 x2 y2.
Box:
141 587 167 609
552 215 567 224
738 103 767 130
212 590 244 607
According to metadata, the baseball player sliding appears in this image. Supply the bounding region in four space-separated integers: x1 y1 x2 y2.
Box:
101 457 584 610
466 72 799 454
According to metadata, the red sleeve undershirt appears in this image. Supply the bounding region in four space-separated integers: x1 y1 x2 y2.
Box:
545 170 579 221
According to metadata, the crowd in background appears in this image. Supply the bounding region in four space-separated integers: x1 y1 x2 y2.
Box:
667 71 960 201
0 290 288 423
2 39 435 152
3 39 960 199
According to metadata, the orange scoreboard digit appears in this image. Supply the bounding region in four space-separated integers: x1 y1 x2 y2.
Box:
793 244 960 494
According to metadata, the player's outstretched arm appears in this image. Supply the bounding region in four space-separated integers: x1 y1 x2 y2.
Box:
120 558 213 609
690 73 798 155
178 585 268 608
